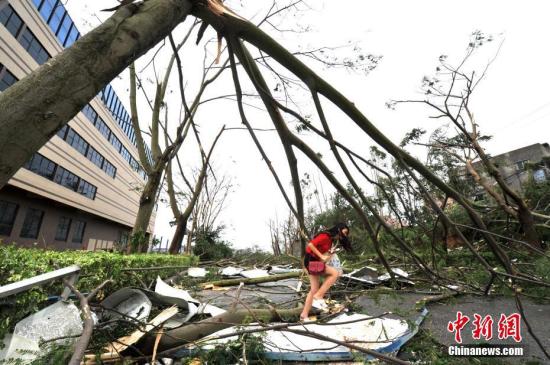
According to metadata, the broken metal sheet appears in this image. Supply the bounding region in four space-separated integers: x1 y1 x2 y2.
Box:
187 267 207 277
100 288 151 324
155 277 225 319
180 309 428 362
240 269 270 278
342 266 381 285
155 276 200 304
1 301 83 363
220 266 244 276
268 266 302 275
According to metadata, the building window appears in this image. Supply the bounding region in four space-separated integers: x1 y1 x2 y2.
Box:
109 133 122 153
24 153 56 180
0 65 18 92
120 146 131 163
515 160 528 171
53 166 79 191
102 160 117 179
47 1 65 33
20 208 44 239
0 200 18 236
95 117 111 140
36 0 57 22
18 28 50 65
129 157 140 172
86 146 104 169
56 124 68 139
64 25 79 47
65 129 89 155
54 216 71 241
77 179 97 200
82 104 97 124
72 220 86 243
0 4 24 38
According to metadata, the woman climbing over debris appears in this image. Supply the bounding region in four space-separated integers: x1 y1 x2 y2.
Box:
300 223 351 321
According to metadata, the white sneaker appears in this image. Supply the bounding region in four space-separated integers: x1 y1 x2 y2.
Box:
312 298 328 311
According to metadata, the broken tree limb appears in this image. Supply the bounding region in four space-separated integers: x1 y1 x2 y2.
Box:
141 306 304 353
63 279 112 365
202 271 302 288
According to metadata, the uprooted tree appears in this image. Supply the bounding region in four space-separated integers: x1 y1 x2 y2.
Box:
0 0 549 359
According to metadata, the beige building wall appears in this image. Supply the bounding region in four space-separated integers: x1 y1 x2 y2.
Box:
0 0 156 249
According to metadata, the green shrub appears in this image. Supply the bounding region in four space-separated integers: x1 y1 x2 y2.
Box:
0 244 197 344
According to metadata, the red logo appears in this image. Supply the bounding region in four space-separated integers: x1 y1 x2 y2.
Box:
447 312 522 343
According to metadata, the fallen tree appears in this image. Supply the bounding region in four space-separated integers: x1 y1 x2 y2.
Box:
202 271 302 288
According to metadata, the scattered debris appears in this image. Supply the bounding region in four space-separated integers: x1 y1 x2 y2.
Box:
344 266 415 286
0 301 82 363
187 267 208 277
220 266 244 276
99 287 151 324
240 268 270 278
182 309 429 362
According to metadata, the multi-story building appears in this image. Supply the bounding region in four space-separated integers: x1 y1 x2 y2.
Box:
0 0 155 250
470 143 550 199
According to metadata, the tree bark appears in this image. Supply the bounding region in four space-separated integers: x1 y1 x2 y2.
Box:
203 271 301 288
168 214 188 254
131 169 163 251
141 306 304 353
0 0 193 188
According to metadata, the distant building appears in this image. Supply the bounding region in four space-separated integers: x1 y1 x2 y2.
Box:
471 143 550 199
0 0 155 250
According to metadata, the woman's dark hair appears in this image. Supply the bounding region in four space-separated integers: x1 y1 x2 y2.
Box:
323 223 352 252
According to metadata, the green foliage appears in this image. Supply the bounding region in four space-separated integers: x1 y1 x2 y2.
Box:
193 333 268 364
192 225 233 261
0 244 197 345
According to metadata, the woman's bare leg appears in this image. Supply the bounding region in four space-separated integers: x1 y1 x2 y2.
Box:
300 274 320 319
313 265 339 300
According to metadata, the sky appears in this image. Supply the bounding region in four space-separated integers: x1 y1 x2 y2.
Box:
66 0 550 250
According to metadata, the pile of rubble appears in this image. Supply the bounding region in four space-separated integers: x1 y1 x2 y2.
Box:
0 264 428 364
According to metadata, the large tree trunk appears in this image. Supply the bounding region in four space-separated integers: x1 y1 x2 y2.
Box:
0 0 192 188
141 306 303 354
131 169 163 252
168 215 187 254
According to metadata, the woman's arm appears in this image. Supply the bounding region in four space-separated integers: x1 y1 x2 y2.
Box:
307 242 329 262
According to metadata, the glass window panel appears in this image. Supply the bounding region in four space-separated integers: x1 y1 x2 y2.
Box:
0 67 18 92
47 3 65 34
26 153 56 180
20 208 44 239
94 117 111 140
54 216 71 241
77 180 96 200
64 25 79 47
72 220 86 243
56 15 72 44
109 133 122 153
53 166 79 191
0 5 23 38
38 0 56 22
82 104 97 124
102 160 116 179
86 146 104 169
0 200 19 236
56 124 68 139
66 129 88 155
